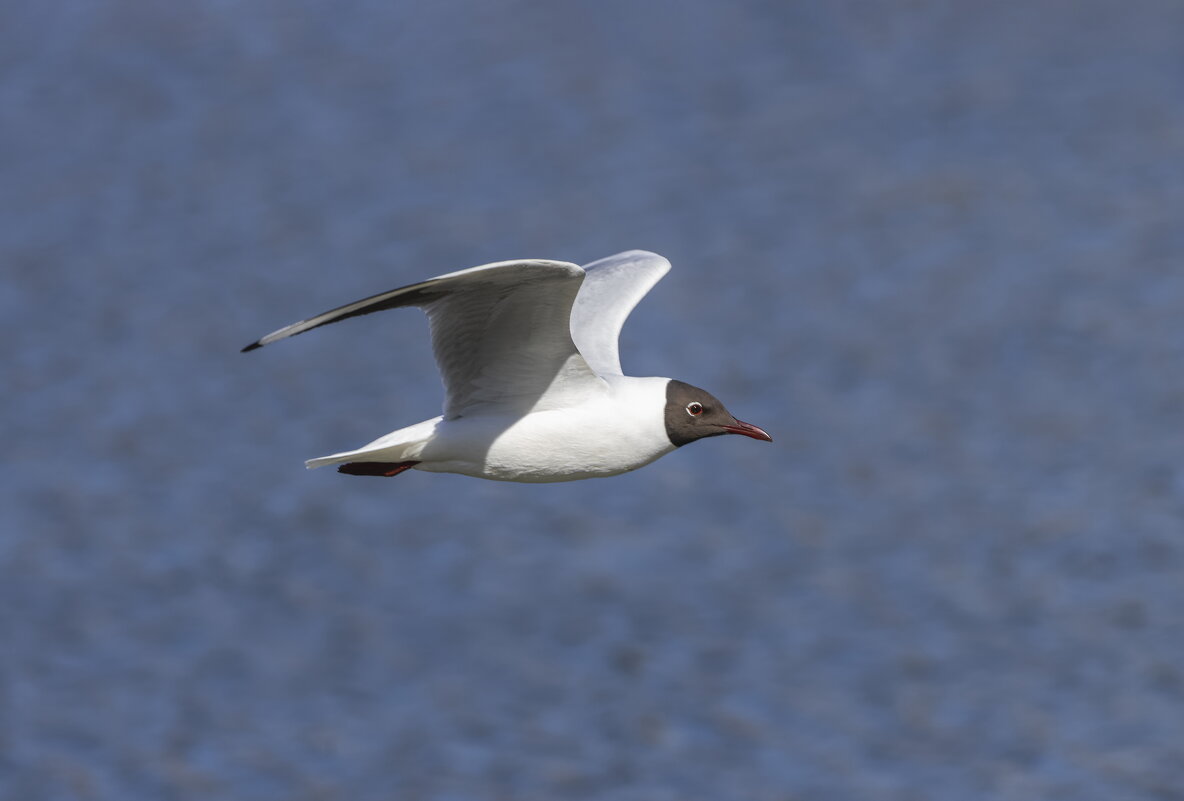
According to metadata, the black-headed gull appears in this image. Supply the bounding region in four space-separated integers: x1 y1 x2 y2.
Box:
242 250 771 481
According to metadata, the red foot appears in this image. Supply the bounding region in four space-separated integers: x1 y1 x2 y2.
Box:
337 461 420 477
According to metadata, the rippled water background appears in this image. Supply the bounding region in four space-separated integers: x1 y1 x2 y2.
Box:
4 2 1184 799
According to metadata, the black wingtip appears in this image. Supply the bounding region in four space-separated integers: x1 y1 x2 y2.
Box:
241 341 262 353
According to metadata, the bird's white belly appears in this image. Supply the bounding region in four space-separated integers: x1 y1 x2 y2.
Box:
418 397 674 483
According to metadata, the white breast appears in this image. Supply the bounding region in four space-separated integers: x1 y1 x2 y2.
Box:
417 376 674 482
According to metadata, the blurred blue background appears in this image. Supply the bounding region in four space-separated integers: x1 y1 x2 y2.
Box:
4 2 1184 799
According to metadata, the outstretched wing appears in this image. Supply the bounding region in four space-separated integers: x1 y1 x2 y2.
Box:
568 250 671 376
242 259 606 418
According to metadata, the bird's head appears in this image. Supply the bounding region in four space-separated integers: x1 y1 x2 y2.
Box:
663 379 772 447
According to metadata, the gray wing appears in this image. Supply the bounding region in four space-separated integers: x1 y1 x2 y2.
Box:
243 259 606 418
569 250 671 376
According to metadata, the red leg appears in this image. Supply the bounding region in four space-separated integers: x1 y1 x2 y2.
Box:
337 461 420 477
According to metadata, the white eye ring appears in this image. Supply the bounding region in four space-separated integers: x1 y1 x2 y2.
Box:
686 402 704 417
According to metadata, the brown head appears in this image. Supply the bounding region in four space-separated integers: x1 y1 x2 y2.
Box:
663 379 772 448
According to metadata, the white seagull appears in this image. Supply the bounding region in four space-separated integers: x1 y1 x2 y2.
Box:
242 250 771 482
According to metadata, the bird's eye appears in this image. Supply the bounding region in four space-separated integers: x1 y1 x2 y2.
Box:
686 402 704 417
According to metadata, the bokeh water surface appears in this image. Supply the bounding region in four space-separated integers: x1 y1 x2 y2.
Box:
4 2 1184 799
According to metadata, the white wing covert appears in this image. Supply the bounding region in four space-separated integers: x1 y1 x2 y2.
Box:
569 250 671 376
242 259 606 418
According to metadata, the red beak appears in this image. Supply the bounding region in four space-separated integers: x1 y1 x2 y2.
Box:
722 418 773 442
